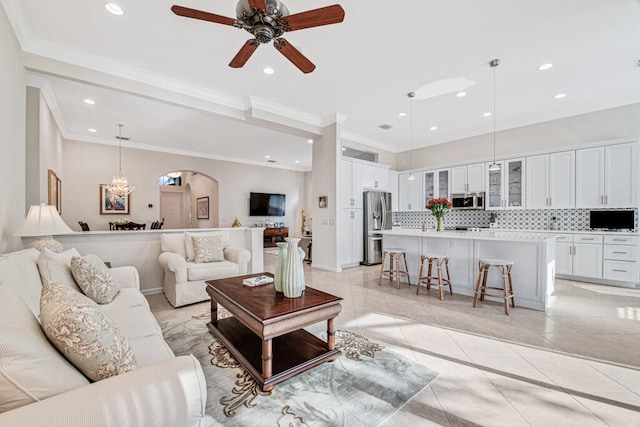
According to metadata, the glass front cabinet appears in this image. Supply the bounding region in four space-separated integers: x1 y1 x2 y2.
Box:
486 159 525 210
424 169 450 206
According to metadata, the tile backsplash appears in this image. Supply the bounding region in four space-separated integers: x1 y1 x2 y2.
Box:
392 208 638 232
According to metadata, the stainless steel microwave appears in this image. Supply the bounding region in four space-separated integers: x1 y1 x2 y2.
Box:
451 192 485 210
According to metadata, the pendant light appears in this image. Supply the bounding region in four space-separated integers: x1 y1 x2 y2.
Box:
407 91 416 180
106 124 135 197
488 59 501 172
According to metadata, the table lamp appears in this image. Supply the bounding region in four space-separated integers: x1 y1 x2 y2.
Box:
15 203 73 252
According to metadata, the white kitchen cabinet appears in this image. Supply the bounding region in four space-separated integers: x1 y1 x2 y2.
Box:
339 208 363 267
576 143 637 208
339 160 363 209
603 235 638 282
398 171 424 211
526 151 575 209
451 163 485 194
362 164 389 191
486 158 525 210
554 234 574 275
424 169 450 204
572 234 603 279
388 170 399 211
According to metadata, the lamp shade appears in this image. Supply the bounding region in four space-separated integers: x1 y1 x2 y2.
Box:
15 204 73 237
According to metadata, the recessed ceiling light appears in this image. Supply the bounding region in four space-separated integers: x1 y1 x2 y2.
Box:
307 139 313 144
398 112 407 117
483 112 492 117
88 128 97 133
263 67 274 75
104 3 124 15
430 126 438 131
295 160 300 163
456 91 467 98
84 98 95 105
554 93 567 99
538 63 553 71
265 155 271 159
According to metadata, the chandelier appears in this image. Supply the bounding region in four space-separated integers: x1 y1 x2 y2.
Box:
106 124 135 197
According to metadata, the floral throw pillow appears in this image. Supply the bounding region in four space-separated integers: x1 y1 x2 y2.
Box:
70 254 120 304
40 282 137 382
192 235 224 263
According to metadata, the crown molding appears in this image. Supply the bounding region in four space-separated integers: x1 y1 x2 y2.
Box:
64 133 311 173
0 0 34 50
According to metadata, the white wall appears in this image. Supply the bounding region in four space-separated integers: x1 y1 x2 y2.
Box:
311 122 341 271
62 139 308 235
396 103 640 170
0 7 25 252
188 172 219 228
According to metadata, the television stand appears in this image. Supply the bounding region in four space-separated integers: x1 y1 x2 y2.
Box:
263 227 288 248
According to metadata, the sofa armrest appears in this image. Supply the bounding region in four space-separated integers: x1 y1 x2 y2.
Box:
224 246 251 274
0 355 207 427
108 266 140 290
158 252 188 284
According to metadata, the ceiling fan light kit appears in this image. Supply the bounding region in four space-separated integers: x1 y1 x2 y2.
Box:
171 0 345 73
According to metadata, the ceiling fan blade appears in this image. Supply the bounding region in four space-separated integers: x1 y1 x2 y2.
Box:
273 38 316 74
247 0 267 14
229 39 259 68
171 5 237 27
279 5 345 32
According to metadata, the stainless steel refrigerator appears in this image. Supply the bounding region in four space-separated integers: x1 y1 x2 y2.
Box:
362 190 392 265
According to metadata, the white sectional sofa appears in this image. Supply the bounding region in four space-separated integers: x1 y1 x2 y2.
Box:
158 231 251 307
0 248 207 426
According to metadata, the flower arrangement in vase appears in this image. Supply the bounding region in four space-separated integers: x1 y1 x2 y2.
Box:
426 198 452 232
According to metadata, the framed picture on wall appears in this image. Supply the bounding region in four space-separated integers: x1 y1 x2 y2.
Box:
319 195 328 208
197 196 209 219
100 184 130 215
56 177 62 214
47 169 57 207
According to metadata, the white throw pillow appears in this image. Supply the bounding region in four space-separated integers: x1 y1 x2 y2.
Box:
192 235 225 263
37 247 82 293
184 232 228 262
0 268 90 413
160 233 187 259
40 282 137 382
70 254 120 304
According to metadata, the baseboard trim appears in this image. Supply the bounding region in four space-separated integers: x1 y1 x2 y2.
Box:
141 287 163 295
311 263 341 272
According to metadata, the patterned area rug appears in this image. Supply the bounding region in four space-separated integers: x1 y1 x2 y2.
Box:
160 312 438 427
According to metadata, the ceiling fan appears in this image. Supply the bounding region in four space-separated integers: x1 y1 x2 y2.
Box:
171 0 345 73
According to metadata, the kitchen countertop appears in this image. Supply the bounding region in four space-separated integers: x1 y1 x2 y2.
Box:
381 229 554 243
390 227 638 237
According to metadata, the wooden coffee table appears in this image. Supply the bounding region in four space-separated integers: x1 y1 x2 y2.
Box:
206 273 342 391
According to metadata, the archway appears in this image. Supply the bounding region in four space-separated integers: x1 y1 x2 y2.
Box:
158 170 219 229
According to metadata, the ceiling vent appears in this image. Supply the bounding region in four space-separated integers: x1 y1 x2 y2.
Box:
115 136 130 141
378 124 393 130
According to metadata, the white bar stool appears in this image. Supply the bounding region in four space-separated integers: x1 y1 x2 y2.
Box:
473 258 515 315
417 254 452 300
378 248 411 288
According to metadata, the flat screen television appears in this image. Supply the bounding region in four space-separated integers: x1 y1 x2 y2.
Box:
249 192 286 216
589 210 635 231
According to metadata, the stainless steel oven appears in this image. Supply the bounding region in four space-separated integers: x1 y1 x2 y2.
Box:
451 192 485 210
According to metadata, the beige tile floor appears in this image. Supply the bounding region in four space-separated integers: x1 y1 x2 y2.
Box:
148 251 640 426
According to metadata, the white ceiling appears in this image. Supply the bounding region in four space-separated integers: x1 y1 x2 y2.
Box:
4 0 640 171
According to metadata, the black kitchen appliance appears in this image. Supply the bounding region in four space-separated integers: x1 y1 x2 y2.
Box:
589 210 635 231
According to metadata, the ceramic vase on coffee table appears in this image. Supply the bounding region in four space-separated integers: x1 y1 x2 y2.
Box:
282 237 305 298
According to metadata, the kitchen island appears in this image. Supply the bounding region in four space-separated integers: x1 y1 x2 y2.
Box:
380 229 556 311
